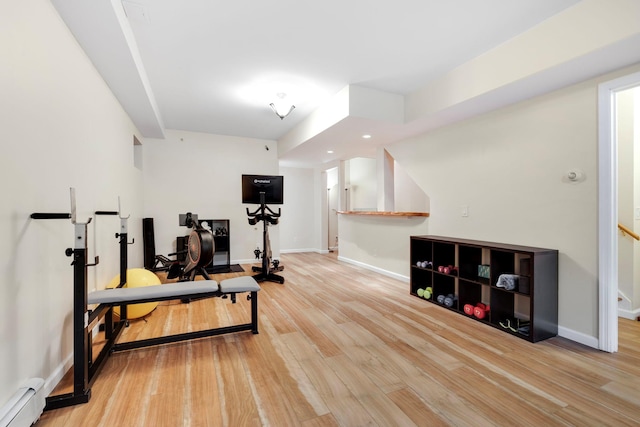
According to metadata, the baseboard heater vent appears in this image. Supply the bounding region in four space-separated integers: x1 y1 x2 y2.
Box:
0 378 45 427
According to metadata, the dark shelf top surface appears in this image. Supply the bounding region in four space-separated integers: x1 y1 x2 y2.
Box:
411 235 557 254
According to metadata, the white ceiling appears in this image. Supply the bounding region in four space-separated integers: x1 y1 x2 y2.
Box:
52 0 602 168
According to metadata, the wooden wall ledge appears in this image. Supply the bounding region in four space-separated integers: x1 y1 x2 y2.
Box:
337 211 429 217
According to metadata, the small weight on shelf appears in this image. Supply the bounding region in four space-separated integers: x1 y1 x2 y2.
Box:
443 294 457 308
473 303 490 320
463 304 474 316
436 294 446 304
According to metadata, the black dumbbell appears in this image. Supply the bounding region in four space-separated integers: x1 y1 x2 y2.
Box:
443 294 457 308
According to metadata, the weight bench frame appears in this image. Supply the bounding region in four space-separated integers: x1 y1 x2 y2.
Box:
89 278 259 353
41 211 259 411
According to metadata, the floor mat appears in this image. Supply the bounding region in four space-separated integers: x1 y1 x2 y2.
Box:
205 264 245 274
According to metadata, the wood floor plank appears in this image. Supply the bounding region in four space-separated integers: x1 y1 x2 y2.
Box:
216 338 262 426
300 413 340 427
298 357 377 426
387 387 451 427
186 340 224 426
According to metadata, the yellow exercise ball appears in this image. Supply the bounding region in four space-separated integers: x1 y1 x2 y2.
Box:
107 268 160 319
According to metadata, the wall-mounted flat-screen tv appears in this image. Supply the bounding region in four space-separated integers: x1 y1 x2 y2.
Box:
241 175 284 205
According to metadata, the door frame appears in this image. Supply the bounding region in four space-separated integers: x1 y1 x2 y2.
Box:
598 71 640 352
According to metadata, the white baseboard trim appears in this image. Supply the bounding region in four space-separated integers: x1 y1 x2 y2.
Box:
337 255 409 283
233 258 260 265
558 326 599 349
280 248 320 254
234 249 321 266
618 307 640 320
43 352 74 398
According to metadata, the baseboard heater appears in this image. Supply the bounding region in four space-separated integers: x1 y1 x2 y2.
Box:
0 378 45 427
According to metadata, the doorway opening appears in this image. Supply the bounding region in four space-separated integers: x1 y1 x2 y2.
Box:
598 71 640 353
327 167 339 253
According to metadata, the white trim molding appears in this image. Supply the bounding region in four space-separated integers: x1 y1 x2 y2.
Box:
597 71 640 353
337 255 409 283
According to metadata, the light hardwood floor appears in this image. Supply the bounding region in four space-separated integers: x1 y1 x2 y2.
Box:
37 252 640 426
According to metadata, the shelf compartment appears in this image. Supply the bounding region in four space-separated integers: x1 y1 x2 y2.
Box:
490 250 515 282
433 242 455 272
411 239 433 269
458 244 482 281
433 274 456 308
410 267 433 298
458 279 483 315
489 288 514 326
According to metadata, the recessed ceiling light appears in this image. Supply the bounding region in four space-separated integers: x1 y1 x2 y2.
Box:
327 150 334 154
362 134 372 139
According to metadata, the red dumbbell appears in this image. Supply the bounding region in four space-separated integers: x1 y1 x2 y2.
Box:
463 304 474 316
473 303 490 320
442 265 458 275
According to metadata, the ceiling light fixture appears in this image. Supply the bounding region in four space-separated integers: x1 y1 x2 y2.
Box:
362 134 372 139
270 92 295 120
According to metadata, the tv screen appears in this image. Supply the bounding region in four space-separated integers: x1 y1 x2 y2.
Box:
242 175 284 205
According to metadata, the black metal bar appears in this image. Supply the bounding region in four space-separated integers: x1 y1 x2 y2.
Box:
88 304 110 326
30 213 71 219
251 291 259 334
119 232 128 319
45 391 90 410
94 211 118 215
112 323 256 352
119 232 127 283
72 245 89 400
88 320 125 385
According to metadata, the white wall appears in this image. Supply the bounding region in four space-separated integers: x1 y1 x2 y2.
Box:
1 0 144 405
387 67 640 342
279 166 317 252
338 215 429 279
348 157 377 210
142 130 279 264
394 160 429 213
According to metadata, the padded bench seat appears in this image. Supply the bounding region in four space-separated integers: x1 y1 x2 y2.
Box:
220 276 261 293
88 276 260 306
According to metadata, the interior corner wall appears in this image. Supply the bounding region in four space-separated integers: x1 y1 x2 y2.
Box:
387 64 640 342
142 130 279 265
1 0 144 404
348 157 377 211
279 166 317 252
394 161 429 213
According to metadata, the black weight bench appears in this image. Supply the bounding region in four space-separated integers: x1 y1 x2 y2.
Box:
88 276 261 352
